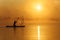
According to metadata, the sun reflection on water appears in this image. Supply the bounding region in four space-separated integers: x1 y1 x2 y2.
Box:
38 25 40 40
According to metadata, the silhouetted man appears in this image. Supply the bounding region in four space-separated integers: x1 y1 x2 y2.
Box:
13 17 19 28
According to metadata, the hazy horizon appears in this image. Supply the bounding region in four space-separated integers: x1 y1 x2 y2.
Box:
0 0 60 26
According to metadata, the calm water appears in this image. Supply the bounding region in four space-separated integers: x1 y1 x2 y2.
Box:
0 23 60 40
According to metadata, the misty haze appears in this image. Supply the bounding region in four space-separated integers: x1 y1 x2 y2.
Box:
0 0 60 40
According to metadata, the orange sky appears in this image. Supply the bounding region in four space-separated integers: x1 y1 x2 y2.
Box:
0 0 60 18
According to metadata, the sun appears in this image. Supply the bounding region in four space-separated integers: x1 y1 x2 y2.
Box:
36 4 42 11
24 3 43 13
